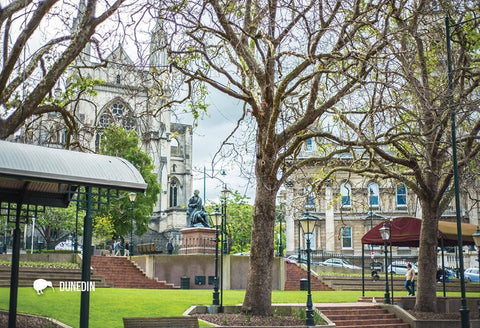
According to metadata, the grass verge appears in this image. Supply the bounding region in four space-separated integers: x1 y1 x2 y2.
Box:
0 288 472 328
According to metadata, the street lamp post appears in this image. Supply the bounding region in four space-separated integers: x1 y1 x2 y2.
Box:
379 222 390 304
219 185 229 313
299 210 318 326
276 200 285 257
209 206 222 307
128 192 136 256
473 226 480 284
445 14 478 327
369 188 374 230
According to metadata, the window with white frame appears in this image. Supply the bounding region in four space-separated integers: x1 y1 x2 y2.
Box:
396 183 407 207
340 183 351 207
305 138 313 152
341 226 352 249
368 183 379 208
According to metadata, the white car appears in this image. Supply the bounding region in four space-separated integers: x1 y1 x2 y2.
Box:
387 261 418 275
321 258 361 270
55 240 81 251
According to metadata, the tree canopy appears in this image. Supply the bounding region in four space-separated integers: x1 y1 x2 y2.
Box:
0 0 127 139
98 126 160 236
159 0 394 315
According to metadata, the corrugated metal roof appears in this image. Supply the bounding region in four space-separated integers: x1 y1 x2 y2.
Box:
0 140 147 207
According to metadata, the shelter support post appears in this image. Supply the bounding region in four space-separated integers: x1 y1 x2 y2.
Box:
362 244 365 297
8 203 22 328
80 187 93 328
389 239 394 304
441 238 446 297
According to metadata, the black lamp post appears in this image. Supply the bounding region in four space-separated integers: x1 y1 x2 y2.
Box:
473 226 480 284
210 206 221 307
369 187 374 230
299 210 318 326
379 222 390 304
445 14 477 327
128 192 136 256
219 185 229 312
276 199 286 257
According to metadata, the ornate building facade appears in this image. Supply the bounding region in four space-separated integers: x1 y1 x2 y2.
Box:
284 140 480 263
9 18 192 244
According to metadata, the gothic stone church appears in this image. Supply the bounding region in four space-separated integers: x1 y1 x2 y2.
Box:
9 20 192 247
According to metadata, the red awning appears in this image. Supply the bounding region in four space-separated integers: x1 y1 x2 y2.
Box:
361 216 477 247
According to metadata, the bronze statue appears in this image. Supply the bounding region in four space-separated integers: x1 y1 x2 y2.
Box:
187 190 210 227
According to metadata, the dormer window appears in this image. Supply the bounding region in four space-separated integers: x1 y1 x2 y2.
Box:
116 74 121 84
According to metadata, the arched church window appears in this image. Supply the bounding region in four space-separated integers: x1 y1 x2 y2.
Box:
116 74 121 84
98 100 136 130
124 115 135 131
111 103 124 116
99 113 112 127
171 138 179 156
169 180 178 207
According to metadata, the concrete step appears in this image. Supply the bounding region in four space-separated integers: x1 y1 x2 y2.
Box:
90 256 178 289
317 305 409 328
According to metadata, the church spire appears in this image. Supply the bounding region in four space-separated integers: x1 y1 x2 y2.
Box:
149 11 167 69
72 0 91 65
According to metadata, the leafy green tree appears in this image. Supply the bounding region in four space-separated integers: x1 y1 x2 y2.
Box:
159 0 393 315
93 214 115 247
98 126 160 236
36 204 82 249
207 191 253 254
310 3 480 313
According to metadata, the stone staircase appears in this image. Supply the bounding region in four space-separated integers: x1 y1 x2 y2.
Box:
318 275 480 292
317 304 410 328
0 265 110 287
284 261 333 291
90 256 178 289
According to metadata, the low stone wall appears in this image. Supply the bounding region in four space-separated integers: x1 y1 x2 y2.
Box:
392 297 480 328
0 253 76 263
132 254 285 290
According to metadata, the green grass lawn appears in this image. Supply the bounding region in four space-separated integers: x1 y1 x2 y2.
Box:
0 288 471 328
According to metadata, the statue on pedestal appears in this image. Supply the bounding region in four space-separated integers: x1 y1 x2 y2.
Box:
186 190 211 228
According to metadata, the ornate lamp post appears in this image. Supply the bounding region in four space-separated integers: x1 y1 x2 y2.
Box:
128 192 136 256
379 222 390 304
473 226 480 284
298 210 318 326
210 206 222 307
276 199 286 257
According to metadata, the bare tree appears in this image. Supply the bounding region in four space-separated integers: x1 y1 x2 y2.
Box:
327 0 480 312
159 0 394 315
0 0 126 139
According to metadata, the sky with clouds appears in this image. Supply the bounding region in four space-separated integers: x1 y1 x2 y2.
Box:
181 86 257 205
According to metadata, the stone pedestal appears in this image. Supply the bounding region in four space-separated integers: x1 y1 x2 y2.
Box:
178 227 216 254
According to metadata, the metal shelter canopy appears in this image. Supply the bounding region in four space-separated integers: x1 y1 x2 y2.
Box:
0 140 147 328
0 139 146 206
360 216 477 301
361 216 477 247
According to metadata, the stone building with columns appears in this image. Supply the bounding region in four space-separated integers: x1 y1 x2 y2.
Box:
283 141 480 262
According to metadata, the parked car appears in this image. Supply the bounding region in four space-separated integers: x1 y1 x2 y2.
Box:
321 258 361 270
387 261 418 275
55 240 81 252
286 255 321 266
464 267 479 282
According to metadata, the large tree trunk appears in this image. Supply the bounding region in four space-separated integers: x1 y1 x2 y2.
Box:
242 183 276 315
415 199 439 312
